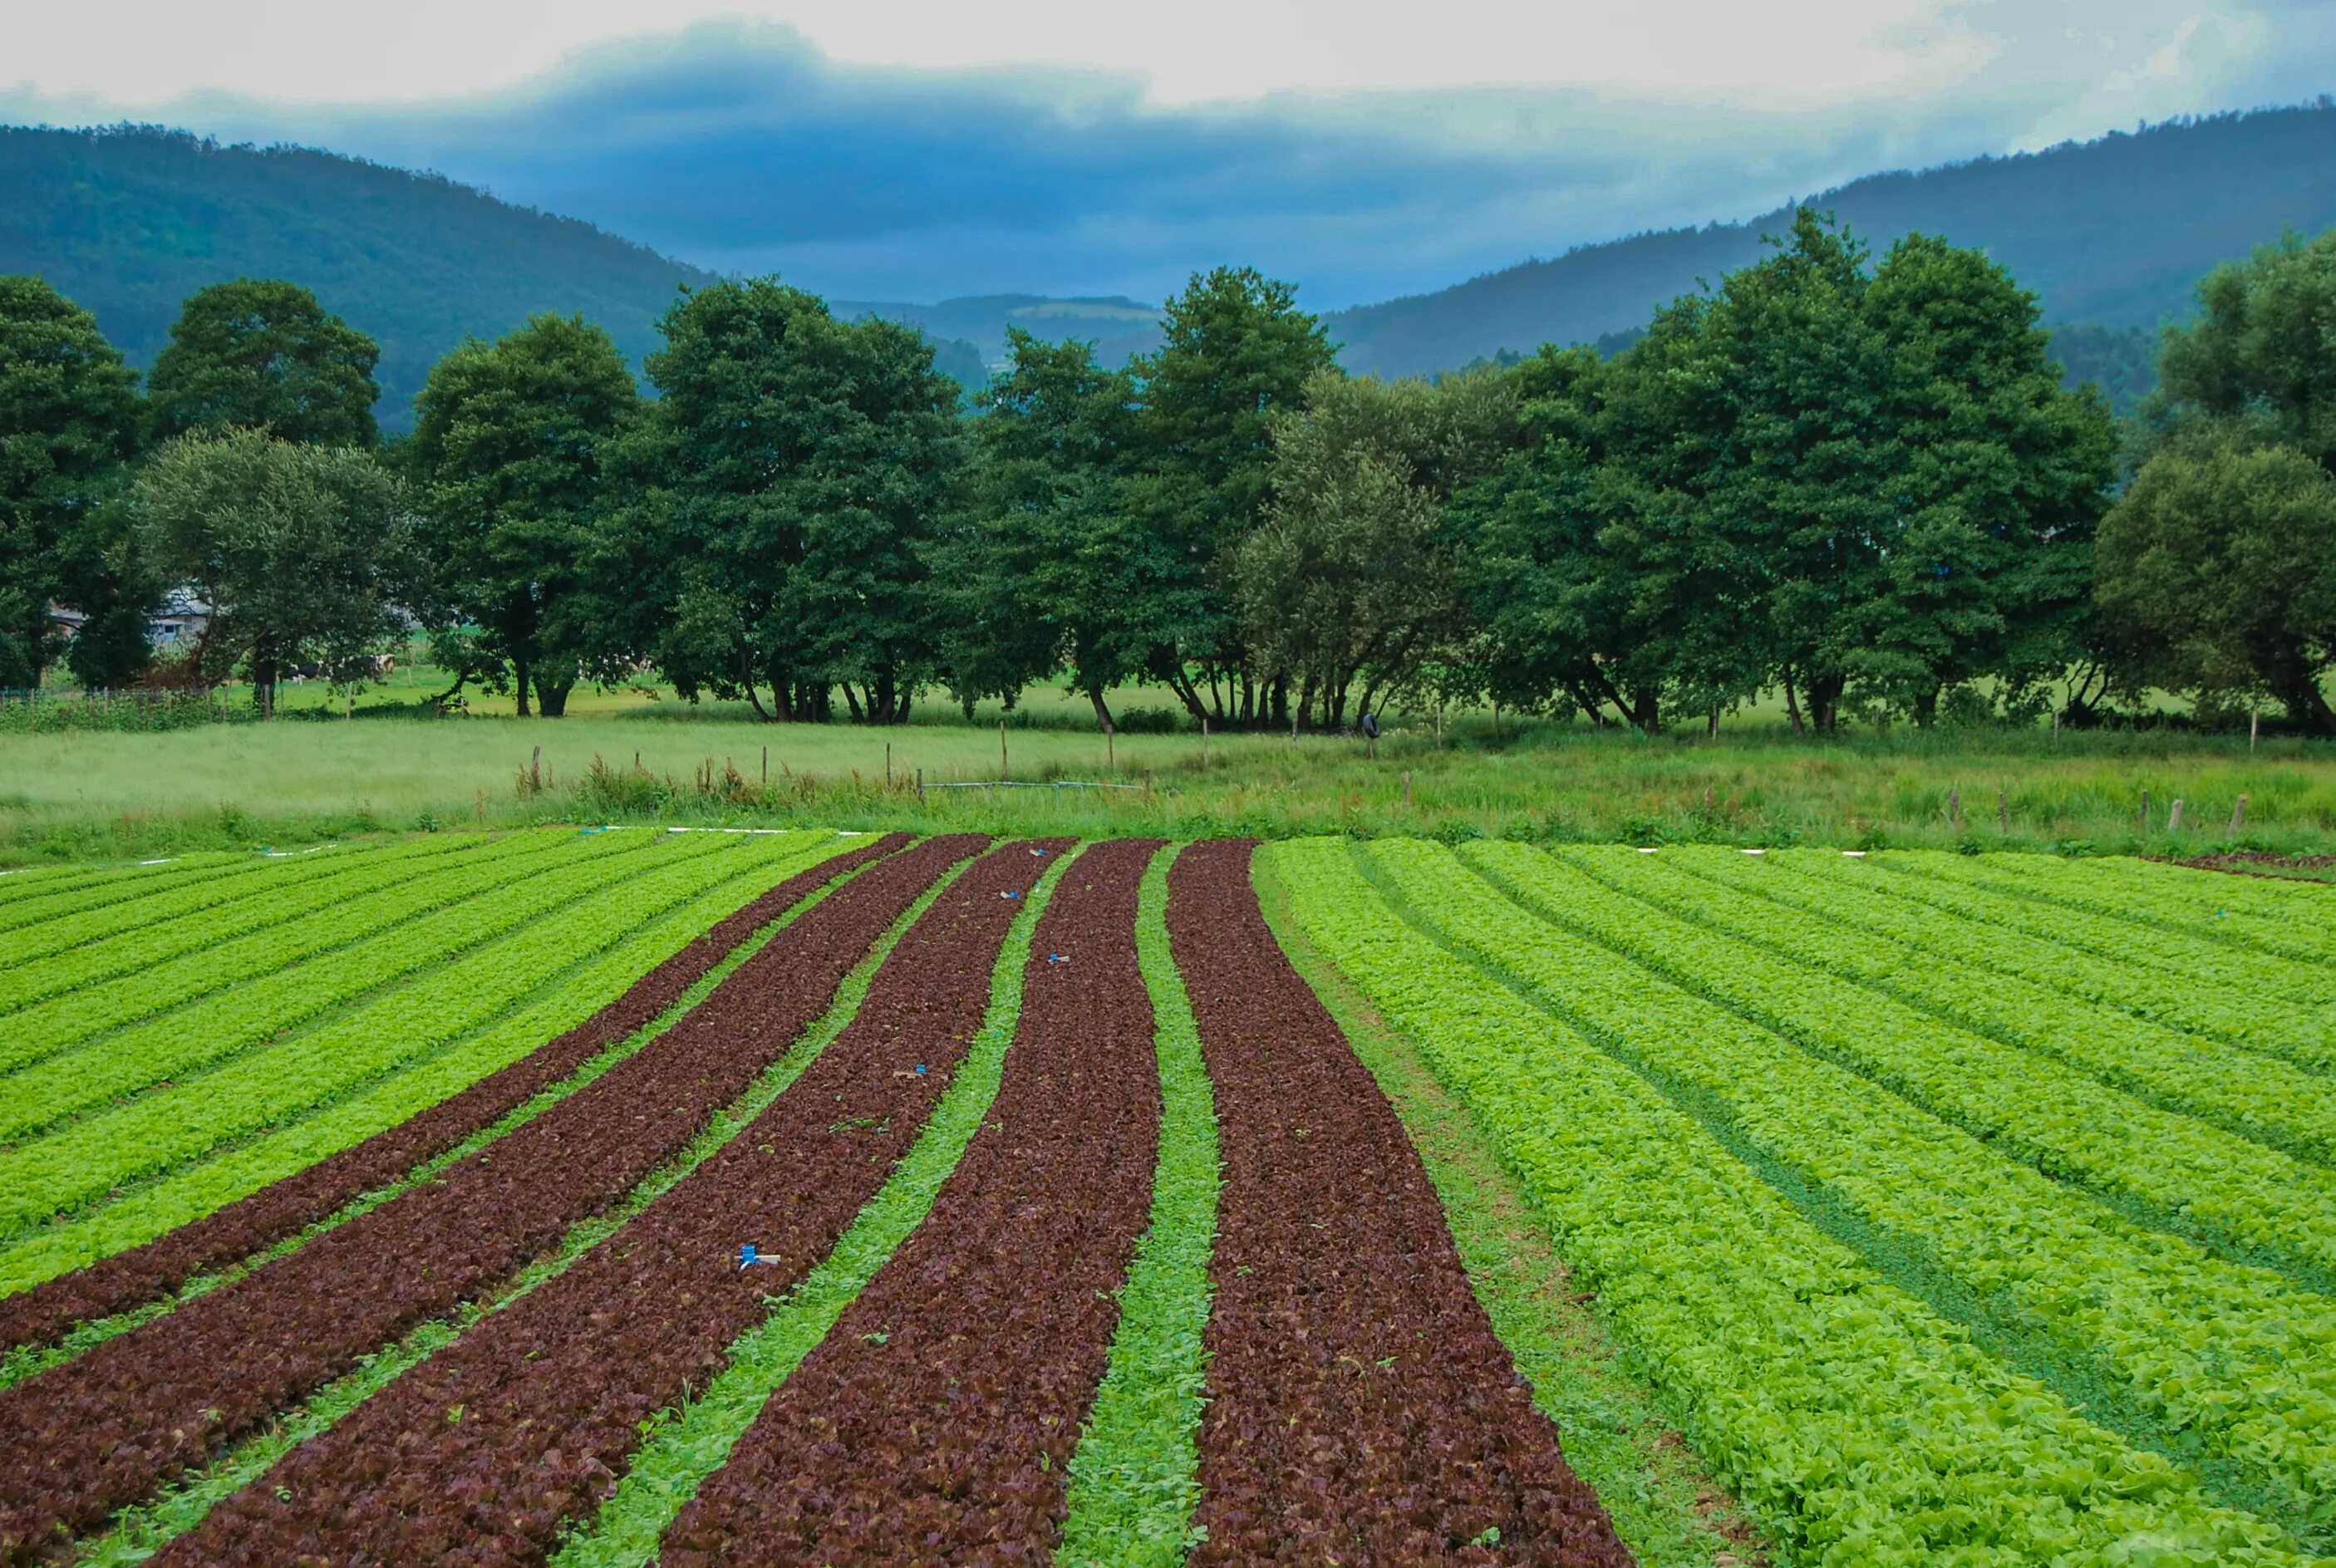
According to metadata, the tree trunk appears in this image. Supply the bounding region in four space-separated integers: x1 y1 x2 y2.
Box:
1269 675 1288 729
1783 675 1805 735
1912 681 1941 728
842 684 866 723
1630 686 1661 735
2275 669 2336 736
253 656 278 718
514 655 531 719
534 673 573 718
1088 687 1116 732
1807 671 1847 735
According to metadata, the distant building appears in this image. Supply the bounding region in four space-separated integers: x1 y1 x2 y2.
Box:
45 588 211 649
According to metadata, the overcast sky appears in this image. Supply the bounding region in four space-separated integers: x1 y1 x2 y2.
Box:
7 1 2333 306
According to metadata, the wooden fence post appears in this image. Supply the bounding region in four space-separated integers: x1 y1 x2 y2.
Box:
2140 789 2150 837
2169 797 2185 833
917 766 924 802
761 745 769 784
530 745 541 793
2230 794 2248 833
1402 769 1412 807
1999 784 2009 837
1948 787 1961 833
1202 718 1210 769
1105 723 1114 773
1000 720 1008 782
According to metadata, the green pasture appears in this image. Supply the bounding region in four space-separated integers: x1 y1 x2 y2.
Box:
7 681 2336 863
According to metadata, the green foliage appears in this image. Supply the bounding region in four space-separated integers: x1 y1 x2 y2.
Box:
1271 838 2316 1566
602 279 962 723
2152 228 2336 471
147 278 381 447
131 428 416 711
1452 213 2114 733
1235 368 1513 728
2097 439 2336 730
0 275 145 688
932 332 1185 723
0 833 825 1299
1129 266 1338 723
1056 845 1217 1566
407 313 640 716
0 830 720 1238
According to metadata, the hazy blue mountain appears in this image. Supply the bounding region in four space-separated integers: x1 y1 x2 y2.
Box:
1325 102 2336 385
837 295 1163 370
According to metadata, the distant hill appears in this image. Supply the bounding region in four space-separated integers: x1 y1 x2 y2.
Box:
0 125 729 430
1325 102 2336 392
0 125 1001 427
838 294 1163 371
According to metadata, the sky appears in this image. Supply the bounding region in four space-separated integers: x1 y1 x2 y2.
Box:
6 1 2334 307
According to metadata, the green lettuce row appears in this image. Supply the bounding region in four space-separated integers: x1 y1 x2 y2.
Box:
0 830 681 1144
1254 852 1768 1566
547 842 1073 1568
1378 840 2336 1546
1056 843 1217 1568
0 853 268 936
0 832 782 1236
1768 851 2334 1070
0 833 846 1300
1516 844 2336 1289
0 838 448 981
65 833 928 1567
0 861 155 902
1611 846 2336 1167
0 831 552 1015
0 830 593 1064
1267 839 2314 1568
1874 852 2336 969
1856 851 2336 1010
2 833 861 1394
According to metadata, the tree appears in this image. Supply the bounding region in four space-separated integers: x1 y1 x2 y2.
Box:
148 279 381 447
2150 227 2336 473
0 276 145 688
133 429 415 714
1237 368 1512 729
1133 267 1337 725
406 314 638 716
933 332 1198 729
603 279 961 722
1852 232 2114 721
2097 438 2336 731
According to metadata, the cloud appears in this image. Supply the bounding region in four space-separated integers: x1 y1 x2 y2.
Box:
6 4 2332 306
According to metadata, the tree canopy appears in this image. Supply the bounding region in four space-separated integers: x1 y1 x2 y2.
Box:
406 313 638 716
148 279 382 447
0 276 145 689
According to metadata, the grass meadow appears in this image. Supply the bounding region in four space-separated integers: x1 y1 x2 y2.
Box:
8 671 2336 864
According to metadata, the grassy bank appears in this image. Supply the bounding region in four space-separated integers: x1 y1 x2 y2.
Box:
7 702 2336 863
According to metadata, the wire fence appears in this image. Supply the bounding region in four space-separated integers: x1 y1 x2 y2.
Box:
0 687 255 734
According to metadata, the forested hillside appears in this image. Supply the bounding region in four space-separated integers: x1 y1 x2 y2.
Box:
1327 102 2336 383
0 125 732 428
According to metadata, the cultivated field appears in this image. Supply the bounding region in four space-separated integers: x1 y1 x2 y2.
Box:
0 830 2328 1565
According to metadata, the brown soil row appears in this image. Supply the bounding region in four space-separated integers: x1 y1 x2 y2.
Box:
1168 839 1632 1566
0 833 984 1566
663 837 1166 1567
0 833 909 1357
150 838 1072 1568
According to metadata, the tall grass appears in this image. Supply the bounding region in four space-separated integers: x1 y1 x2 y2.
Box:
5 705 2335 862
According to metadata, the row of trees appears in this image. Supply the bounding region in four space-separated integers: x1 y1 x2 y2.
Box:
3 214 2332 730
